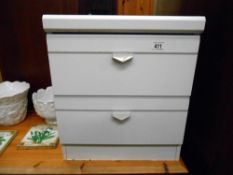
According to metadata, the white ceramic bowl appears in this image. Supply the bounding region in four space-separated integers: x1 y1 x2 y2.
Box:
32 86 56 125
0 81 30 125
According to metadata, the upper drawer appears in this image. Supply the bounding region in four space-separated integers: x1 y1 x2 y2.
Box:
46 34 200 53
49 53 197 96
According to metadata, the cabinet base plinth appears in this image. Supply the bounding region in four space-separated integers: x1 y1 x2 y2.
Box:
62 145 181 160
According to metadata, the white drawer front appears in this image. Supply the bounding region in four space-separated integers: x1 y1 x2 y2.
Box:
47 34 200 53
54 96 189 110
56 111 187 145
49 53 197 96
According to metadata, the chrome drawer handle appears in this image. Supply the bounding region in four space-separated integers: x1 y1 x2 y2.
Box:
112 112 131 122
112 54 133 63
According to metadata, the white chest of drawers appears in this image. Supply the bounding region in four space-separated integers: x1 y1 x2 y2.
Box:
43 15 205 160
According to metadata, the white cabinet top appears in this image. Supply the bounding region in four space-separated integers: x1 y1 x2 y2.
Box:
43 15 205 34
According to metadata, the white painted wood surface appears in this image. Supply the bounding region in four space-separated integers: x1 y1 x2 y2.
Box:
43 15 205 34
175 146 182 160
49 53 197 96
43 15 205 160
54 96 189 110
56 111 187 145
63 145 181 160
46 34 200 53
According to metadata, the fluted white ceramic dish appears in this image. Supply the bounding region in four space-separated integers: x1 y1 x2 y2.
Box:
0 81 30 125
32 86 56 125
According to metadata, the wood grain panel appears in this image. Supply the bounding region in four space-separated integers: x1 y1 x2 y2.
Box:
78 0 116 14
154 0 182 15
117 0 154 15
0 70 2 82
0 0 78 109
180 0 233 174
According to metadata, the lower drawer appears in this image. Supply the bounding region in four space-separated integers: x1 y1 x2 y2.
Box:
56 110 187 145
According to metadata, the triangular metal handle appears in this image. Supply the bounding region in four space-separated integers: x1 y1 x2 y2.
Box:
112 112 131 122
112 54 133 63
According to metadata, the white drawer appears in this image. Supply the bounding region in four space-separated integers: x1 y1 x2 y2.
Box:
46 34 200 53
56 111 187 145
49 53 197 96
54 96 189 110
